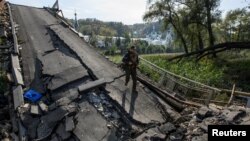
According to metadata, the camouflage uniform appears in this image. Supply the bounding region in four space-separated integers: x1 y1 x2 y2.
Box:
122 47 139 91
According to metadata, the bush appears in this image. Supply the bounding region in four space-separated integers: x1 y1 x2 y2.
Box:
141 55 225 87
108 55 122 64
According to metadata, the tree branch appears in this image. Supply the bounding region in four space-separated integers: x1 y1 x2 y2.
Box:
169 41 250 61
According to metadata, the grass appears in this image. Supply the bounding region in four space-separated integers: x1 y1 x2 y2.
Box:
141 55 225 87
108 55 122 64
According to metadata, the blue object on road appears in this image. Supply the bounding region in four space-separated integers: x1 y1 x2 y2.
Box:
23 89 42 103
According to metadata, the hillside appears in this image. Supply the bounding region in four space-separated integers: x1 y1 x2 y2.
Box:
71 18 165 38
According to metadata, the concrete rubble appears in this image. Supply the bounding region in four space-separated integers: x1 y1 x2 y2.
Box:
171 105 249 141
134 104 250 141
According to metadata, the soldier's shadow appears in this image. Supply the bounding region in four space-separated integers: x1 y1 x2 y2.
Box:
129 90 138 117
121 82 138 117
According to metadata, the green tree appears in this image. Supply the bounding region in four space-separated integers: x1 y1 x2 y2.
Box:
89 32 98 46
144 0 189 53
144 0 221 54
220 8 250 42
124 32 131 46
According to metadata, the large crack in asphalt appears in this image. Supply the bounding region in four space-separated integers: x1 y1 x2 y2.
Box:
46 26 99 81
42 24 175 140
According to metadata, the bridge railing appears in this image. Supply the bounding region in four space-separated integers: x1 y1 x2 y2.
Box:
138 57 249 106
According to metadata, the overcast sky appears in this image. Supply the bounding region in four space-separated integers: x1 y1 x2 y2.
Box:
8 0 250 25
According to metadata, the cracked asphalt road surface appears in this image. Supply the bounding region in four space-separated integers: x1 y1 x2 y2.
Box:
11 4 177 140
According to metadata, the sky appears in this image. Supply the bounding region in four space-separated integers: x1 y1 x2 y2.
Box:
8 0 250 25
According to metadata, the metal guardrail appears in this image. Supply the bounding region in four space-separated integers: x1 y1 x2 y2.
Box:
139 57 221 92
138 56 250 105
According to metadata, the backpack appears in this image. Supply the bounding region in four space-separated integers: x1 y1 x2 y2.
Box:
122 53 129 64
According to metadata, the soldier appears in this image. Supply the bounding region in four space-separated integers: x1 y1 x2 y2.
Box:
122 46 139 92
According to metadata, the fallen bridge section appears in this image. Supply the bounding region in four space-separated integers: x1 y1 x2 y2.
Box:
11 4 182 141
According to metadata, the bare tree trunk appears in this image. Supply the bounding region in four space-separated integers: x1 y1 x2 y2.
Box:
205 0 216 57
237 22 242 41
168 5 189 54
171 21 189 54
197 24 204 50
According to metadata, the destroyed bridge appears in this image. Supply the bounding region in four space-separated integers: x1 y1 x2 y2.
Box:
2 1 250 141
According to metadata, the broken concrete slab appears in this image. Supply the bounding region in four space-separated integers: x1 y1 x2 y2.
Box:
17 119 28 141
49 25 124 81
51 88 79 102
40 107 68 127
27 118 40 139
222 109 245 122
41 50 83 76
36 121 53 140
11 54 24 85
12 85 24 109
30 105 40 115
20 113 33 128
39 101 48 112
74 100 116 141
49 91 79 111
36 107 69 140
56 123 71 140
48 103 57 111
37 107 68 140
158 122 176 134
78 78 106 92
65 116 75 132
48 66 89 91
196 106 212 119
